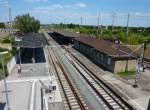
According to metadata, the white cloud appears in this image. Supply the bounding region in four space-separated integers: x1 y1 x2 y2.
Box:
50 4 63 9
24 0 48 2
0 0 9 7
32 4 63 14
32 9 49 14
133 12 141 16
75 3 87 8
0 0 8 4
32 3 87 14
36 4 63 10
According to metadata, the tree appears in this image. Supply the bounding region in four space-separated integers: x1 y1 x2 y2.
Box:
0 22 6 28
15 14 40 33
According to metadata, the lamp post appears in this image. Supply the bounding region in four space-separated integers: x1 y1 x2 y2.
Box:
15 37 22 75
0 51 10 110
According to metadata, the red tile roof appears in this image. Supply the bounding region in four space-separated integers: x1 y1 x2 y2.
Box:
74 36 136 59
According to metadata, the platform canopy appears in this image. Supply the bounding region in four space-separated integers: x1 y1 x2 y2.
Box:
13 33 48 48
52 29 79 38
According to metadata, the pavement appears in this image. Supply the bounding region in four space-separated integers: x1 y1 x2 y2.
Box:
0 80 32 110
0 45 63 110
0 71 63 110
43 75 64 110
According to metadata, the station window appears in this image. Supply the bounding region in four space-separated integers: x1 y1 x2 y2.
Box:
96 53 99 58
101 54 103 61
107 57 111 65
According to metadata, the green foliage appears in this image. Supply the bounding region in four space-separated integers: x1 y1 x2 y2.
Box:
0 22 6 28
0 48 8 52
0 36 14 44
11 47 17 55
128 35 139 45
102 30 112 37
15 13 40 33
0 64 8 79
0 48 11 79
51 23 150 45
1 37 11 43
0 48 11 62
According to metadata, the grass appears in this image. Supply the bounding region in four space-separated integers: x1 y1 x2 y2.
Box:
117 70 136 77
0 69 3 80
126 44 150 58
0 36 16 80
0 48 12 80
0 65 7 80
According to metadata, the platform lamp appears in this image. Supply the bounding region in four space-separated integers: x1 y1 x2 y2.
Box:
0 51 10 110
15 36 22 74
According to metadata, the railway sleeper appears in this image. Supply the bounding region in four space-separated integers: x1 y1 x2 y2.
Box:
66 93 74 97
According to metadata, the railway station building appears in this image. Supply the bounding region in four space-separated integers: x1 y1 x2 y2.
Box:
50 29 79 45
74 36 137 73
13 33 48 63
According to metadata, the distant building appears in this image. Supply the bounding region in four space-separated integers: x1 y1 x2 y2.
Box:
50 29 79 45
0 29 17 34
74 36 137 73
0 29 9 33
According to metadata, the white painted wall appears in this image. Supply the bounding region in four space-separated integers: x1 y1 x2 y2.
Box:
7 54 18 74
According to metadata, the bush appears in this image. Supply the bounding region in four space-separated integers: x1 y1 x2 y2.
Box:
11 47 17 55
128 35 139 45
2 38 11 43
0 48 8 52
0 64 8 79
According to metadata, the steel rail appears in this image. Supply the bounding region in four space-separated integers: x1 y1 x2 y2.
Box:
64 47 136 110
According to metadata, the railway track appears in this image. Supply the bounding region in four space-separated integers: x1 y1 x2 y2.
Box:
47 45 88 110
44 30 136 110
62 46 136 110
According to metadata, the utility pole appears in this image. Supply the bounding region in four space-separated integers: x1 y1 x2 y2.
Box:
80 16 83 32
98 13 100 28
8 7 12 37
97 13 100 37
133 41 146 88
112 12 116 31
80 17 83 26
63 18 67 29
126 13 130 38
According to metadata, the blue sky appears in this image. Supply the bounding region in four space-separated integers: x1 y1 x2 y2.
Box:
0 0 150 27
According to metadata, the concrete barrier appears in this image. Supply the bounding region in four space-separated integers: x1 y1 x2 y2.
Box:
7 48 24 74
7 53 19 74
147 99 150 110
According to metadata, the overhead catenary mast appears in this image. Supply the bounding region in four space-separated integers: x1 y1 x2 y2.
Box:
80 16 83 32
126 13 130 38
8 7 13 37
97 12 100 37
81 16 83 26
112 12 116 31
97 13 100 28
